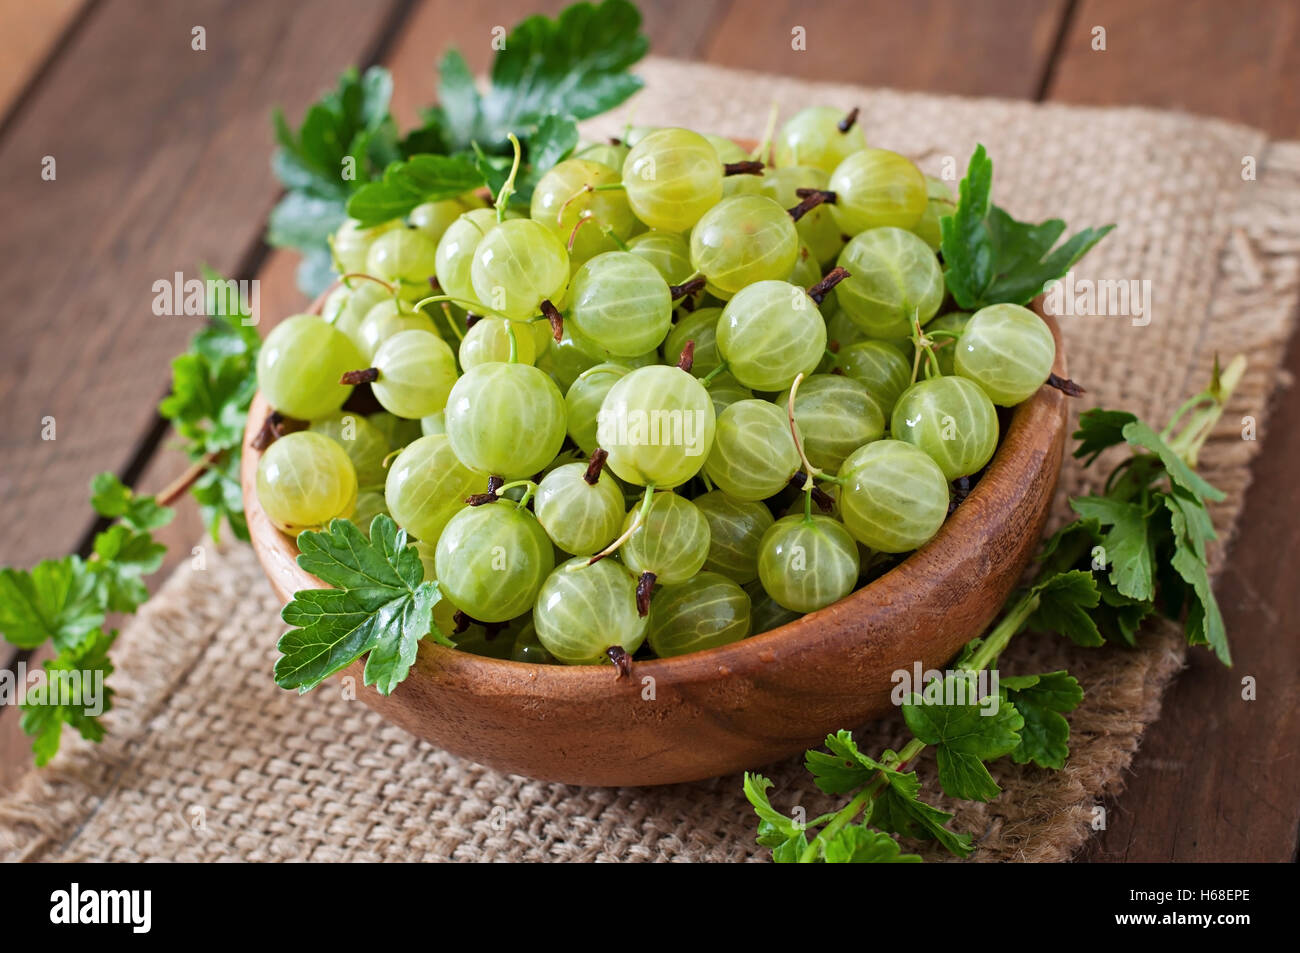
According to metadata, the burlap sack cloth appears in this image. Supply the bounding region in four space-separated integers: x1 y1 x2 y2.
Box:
3 60 1298 862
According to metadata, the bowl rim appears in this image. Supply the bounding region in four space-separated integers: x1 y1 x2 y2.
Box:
243 297 1067 698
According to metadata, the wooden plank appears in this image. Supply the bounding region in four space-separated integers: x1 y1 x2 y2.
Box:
701 0 1070 99
0 0 406 570
1048 0 1300 861
0 0 86 124
1046 0 1300 138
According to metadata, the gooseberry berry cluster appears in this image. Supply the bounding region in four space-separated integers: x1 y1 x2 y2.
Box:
255 106 1060 671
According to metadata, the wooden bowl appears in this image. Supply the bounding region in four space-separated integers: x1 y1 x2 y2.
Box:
243 305 1067 786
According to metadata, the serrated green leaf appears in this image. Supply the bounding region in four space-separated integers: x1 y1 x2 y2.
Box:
89 525 167 614
1001 671 1083 769
1072 409 1138 466
868 766 973 858
939 144 1112 309
1029 569 1103 647
902 675 1024 801
1071 496 1156 601
1122 420 1225 503
822 826 922 863
275 516 447 694
1163 493 1230 664
89 473 173 532
441 0 646 152
19 627 116 767
805 729 902 795
743 772 801 845
0 557 104 651
345 153 486 227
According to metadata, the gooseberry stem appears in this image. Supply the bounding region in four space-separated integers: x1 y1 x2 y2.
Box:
540 299 564 341
669 275 707 300
438 302 464 342
837 106 860 134
412 292 510 322
700 361 731 387
752 102 779 164
495 133 523 222
723 160 765 176
786 372 823 481
584 449 608 485
807 266 849 304
583 484 655 566
505 323 519 364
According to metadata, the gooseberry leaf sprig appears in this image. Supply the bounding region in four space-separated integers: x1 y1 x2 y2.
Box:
274 515 451 697
940 144 1115 310
0 473 178 765
746 356 1242 862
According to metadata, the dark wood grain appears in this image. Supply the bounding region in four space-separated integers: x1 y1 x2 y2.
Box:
0 0 406 569
701 0 1071 99
1046 0 1300 138
0 0 86 124
1044 0 1300 864
0 0 408 789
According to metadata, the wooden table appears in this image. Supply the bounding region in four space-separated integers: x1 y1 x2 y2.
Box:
2 0 1296 862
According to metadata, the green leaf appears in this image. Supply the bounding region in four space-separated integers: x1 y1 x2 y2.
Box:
89 525 167 614
89 473 173 533
1162 491 1230 663
1072 409 1138 466
267 190 347 250
527 112 580 174
939 144 1113 309
1001 671 1083 769
271 66 396 196
19 628 116 767
1029 569 1103 647
771 832 810 863
275 516 448 695
743 773 802 845
1070 496 1156 601
902 675 1024 801
868 760 974 858
0 557 103 651
440 0 647 152
158 268 258 538
984 208 1114 306
437 50 480 150
345 153 486 227
822 826 922 863
1122 420 1225 503
806 729 904 795
939 144 994 309
1093 577 1152 647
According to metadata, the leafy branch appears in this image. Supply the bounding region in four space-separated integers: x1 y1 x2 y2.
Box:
940 144 1115 310
268 0 648 293
0 270 260 766
746 356 1243 861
